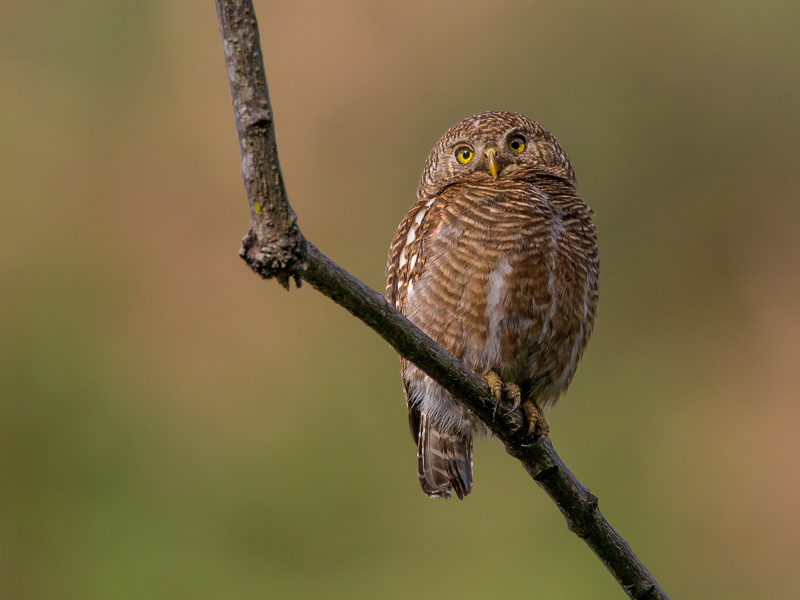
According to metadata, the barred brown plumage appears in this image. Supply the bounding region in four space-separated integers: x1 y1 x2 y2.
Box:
386 111 598 499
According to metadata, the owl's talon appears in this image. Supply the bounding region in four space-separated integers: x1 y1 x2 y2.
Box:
484 371 504 419
503 382 522 413
522 399 550 439
484 371 504 403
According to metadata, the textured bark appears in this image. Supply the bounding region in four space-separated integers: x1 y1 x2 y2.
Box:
215 2 669 598
215 0 306 288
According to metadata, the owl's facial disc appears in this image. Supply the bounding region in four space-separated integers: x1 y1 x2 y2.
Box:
484 148 499 179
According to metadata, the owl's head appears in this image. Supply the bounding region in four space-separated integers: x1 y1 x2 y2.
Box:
417 111 575 199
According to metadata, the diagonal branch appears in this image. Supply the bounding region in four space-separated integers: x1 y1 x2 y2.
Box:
214 2 669 599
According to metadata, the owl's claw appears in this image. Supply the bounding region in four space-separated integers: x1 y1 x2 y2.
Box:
483 373 548 437
503 383 522 413
522 399 550 439
484 372 524 417
484 371 504 403
484 371 505 419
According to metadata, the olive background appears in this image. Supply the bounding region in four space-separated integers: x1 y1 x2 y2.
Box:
2 2 799 598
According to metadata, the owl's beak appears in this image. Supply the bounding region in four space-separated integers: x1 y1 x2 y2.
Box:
484 148 499 179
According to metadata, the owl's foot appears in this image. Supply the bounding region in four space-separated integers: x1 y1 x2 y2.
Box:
483 371 523 414
521 399 549 439
483 372 548 437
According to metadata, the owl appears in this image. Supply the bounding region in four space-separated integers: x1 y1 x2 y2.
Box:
385 111 598 499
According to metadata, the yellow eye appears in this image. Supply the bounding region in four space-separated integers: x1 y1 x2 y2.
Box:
455 147 473 164
508 135 526 153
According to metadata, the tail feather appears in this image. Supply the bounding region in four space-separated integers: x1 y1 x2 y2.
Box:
417 413 473 499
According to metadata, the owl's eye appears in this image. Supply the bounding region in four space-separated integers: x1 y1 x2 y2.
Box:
508 135 526 153
455 147 473 164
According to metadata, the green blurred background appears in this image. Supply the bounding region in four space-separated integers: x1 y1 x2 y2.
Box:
2 1 799 598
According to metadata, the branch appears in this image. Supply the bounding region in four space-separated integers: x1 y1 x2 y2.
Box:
215 3 669 599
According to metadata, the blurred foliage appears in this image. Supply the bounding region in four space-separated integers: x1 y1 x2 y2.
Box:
1 1 799 598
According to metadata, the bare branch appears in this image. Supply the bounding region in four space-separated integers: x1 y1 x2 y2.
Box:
215 2 669 598
215 0 306 288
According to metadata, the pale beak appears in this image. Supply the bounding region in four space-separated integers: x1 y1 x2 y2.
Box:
485 148 499 179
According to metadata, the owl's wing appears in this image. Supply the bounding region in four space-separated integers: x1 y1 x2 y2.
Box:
385 196 437 311
385 195 440 444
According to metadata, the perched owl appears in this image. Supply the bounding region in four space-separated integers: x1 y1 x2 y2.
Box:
385 111 598 499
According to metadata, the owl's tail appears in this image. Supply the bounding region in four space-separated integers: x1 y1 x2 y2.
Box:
417 413 473 499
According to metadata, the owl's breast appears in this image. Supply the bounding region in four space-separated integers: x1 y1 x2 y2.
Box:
402 182 597 396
